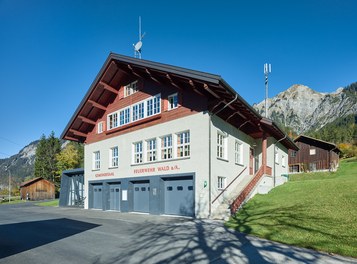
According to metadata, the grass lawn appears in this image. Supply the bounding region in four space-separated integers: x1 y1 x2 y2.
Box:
226 157 357 258
35 199 59 207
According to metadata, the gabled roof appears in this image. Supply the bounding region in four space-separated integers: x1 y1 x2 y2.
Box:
294 135 341 153
20 177 53 188
61 53 298 150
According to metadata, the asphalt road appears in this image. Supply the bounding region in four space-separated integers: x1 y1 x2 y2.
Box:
0 203 356 264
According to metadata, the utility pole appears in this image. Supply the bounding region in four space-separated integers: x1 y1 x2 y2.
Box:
264 63 272 118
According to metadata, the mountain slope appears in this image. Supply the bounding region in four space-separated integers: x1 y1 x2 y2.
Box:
254 83 357 134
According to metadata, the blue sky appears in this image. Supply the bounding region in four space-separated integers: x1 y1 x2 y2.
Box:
0 0 356 158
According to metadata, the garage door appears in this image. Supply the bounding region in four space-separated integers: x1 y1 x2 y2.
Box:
133 181 150 213
109 184 120 211
164 177 194 217
92 185 103 209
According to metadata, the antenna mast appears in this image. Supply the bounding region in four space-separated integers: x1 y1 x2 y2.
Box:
133 16 146 59
264 63 272 118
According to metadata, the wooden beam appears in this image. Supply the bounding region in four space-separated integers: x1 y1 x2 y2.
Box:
127 64 142 78
145 68 162 84
64 135 82 142
188 79 205 96
88 100 106 111
78 115 96 125
166 73 182 90
69 129 87 138
99 81 118 94
204 83 220 99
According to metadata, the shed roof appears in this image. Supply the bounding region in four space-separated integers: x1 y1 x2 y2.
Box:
61 53 298 150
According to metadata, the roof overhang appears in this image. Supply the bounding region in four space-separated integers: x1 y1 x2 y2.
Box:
294 135 341 153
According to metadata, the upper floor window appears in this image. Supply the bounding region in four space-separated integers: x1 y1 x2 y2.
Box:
291 150 297 157
310 149 316 155
124 81 138 97
110 147 118 168
217 132 227 159
161 135 173 160
108 113 118 130
177 131 190 158
97 122 104 134
93 151 100 170
119 107 130 126
133 141 143 164
132 102 145 122
146 138 157 162
282 155 286 168
235 140 243 164
168 93 178 110
147 94 161 116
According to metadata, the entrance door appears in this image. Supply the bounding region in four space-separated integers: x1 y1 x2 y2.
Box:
109 185 120 211
164 176 194 217
249 148 254 175
92 185 103 209
133 181 150 213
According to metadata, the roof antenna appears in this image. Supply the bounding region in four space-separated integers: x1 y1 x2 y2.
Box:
264 63 272 118
133 16 146 59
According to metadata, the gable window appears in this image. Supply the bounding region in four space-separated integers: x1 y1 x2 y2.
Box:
132 102 145 122
168 93 178 110
97 122 104 134
110 147 118 168
291 150 297 157
93 151 100 170
177 131 190 158
147 138 157 162
147 94 161 117
217 176 226 190
133 141 143 164
310 148 316 155
235 140 243 164
124 81 138 97
161 135 173 160
217 132 227 159
119 107 130 125
108 113 118 130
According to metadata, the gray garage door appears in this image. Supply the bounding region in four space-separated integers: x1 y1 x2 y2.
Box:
164 177 194 217
133 181 150 213
92 185 103 209
109 184 120 211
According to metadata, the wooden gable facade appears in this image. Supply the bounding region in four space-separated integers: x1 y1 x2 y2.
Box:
20 177 55 201
288 135 341 173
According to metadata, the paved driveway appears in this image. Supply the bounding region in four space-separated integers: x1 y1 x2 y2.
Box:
0 203 356 264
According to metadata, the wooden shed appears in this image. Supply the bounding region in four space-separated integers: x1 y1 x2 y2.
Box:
20 177 55 201
288 135 341 173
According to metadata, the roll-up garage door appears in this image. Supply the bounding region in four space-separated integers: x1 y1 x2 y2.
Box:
92 185 103 209
133 181 150 213
109 184 121 211
164 176 194 217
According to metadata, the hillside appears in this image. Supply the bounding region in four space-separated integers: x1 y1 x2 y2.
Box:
253 82 357 135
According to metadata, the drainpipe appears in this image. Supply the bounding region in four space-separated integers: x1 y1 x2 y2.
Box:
274 134 287 187
208 94 238 218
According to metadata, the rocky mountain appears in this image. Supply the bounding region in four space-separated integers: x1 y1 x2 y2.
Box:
0 140 38 187
254 83 357 134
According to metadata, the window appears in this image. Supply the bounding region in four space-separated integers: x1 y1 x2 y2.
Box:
161 135 173 160
108 113 118 130
97 122 104 134
310 148 316 155
119 107 130 125
147 138 157 162
133 142 143 164
124 80 138 97
132 102 144 122
235 140 243 164
218 176 226 190
275 151 279 164
177 131 190 158
93 151 100 170
217 132 226 159
291 150 297 157
110 147 118 168
147 94 161 117
168 93 178 110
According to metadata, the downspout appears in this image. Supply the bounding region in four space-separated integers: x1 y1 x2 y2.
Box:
208 94 238 218
274 134 287 187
